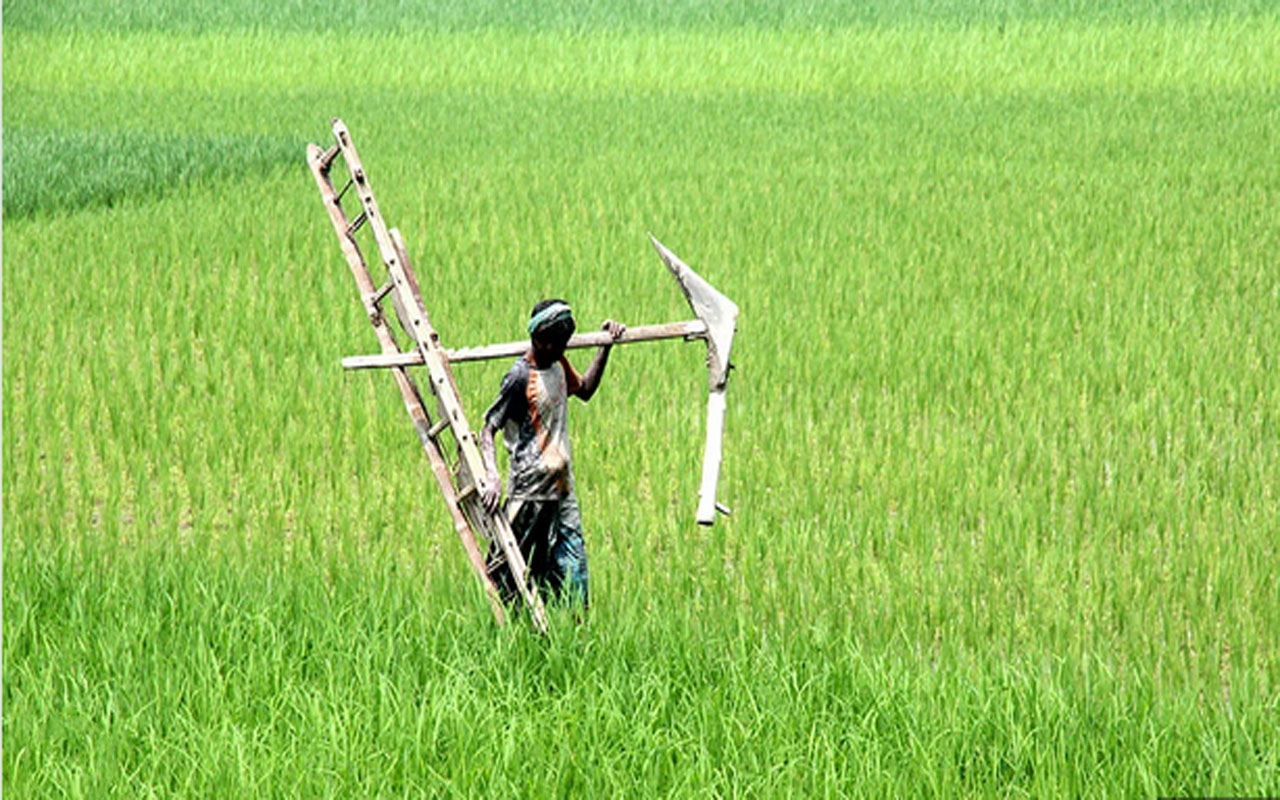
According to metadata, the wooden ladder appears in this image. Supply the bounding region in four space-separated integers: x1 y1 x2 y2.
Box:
306 118 548 632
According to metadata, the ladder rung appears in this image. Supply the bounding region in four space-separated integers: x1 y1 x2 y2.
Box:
427 418 451 439
335 177 354 204
318 144 341 171
345 211 367 238
457 484 477 501
369 279 394 307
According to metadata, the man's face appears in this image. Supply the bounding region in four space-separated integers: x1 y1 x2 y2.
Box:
530 331 569 368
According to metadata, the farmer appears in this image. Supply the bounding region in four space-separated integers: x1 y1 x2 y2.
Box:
479 299 626 611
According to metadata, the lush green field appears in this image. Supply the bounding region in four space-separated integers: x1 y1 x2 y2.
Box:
5 1 1279 795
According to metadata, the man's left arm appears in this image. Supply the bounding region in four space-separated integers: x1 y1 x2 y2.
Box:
574 319 626 401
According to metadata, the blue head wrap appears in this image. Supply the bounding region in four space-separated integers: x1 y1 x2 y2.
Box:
528 302 574 336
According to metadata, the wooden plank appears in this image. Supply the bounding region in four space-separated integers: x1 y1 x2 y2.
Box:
341 320 709 370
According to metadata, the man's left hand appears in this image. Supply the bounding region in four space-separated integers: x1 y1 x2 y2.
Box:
601 319 626 343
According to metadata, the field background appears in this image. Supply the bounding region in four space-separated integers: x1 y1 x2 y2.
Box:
4 0 1278 795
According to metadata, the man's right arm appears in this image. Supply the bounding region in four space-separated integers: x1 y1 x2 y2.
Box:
479 422 503 514
479 362 523 515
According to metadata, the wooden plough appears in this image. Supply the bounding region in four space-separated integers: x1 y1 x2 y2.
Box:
307 119 738 629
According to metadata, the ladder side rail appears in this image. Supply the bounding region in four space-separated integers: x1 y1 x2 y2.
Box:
327 123 548 631
307 143 507 624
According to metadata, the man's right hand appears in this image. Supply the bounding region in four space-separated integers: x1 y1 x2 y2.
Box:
481 470 502 515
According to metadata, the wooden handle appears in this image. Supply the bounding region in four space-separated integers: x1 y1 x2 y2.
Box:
342 320 708 370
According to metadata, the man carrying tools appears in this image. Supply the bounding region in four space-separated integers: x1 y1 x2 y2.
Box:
479 299 626 611
313 120 736 629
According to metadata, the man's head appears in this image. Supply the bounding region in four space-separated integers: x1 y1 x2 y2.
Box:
528 298 575 367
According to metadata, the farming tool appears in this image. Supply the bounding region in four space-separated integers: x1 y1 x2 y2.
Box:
307 118 738 629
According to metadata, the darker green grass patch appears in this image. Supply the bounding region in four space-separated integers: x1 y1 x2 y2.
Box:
3 128 300 219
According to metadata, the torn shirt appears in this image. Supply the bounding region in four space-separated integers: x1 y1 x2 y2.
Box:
484 355 582 501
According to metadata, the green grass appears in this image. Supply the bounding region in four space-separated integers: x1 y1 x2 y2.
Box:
7 537 1275 796
5 2 1280 796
